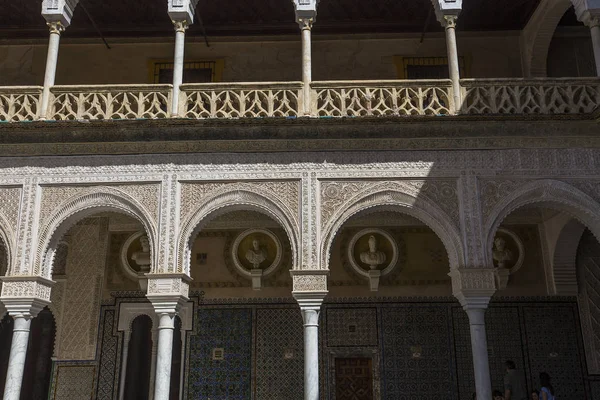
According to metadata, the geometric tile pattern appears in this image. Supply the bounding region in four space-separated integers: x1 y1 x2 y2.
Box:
327 308 378 347
255 308 304 400
523 305 586 399
188 308 253 400
53 365 96 400
95 308 119 400
381 305 455 400
485 307 528 395
452 307 475 400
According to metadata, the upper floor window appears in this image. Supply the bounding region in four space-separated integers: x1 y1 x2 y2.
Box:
150 60 224 83
394 56 467 79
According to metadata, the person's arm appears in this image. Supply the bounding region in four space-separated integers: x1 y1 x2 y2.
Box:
541 391 548 400
504 389 512 400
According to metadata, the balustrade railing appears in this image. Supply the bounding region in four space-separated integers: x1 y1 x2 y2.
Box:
0 86 42 122
1 79 599 123
461 78 600 115
180 82 303 118
49 84 171 121
312 80 454 117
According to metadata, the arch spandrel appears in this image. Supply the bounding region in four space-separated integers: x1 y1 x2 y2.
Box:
320 181 465 272
177 182 300 276
483 179 600 268
36 186 158 279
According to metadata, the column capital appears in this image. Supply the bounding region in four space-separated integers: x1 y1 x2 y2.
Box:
47 21 66 35
292 0 319 25
572 0 600 28
171 20 189 33
430 0 462 26
168 0 200 25
42 0 79 28
145 273 190 315
449 268 495 309
0 276 54 317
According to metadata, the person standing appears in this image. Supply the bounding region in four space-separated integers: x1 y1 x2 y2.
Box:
504 360 527 400
539 372 555 400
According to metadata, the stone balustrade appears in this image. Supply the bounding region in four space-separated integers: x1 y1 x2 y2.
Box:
1 78 599 123
461 78 600 115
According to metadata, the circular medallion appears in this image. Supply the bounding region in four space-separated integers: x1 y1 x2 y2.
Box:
231 229 282 278
120 231 151 280
493 228 525 273
347 228 398 278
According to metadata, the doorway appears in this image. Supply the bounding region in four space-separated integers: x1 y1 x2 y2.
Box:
334 357 374 400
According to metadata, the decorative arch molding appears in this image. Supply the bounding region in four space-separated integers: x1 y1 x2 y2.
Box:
320 186 465 271
178 186 300 275
0 214 14 275
36 187 157 279
552 219 586 295
521 0 572 77
485 179 600 268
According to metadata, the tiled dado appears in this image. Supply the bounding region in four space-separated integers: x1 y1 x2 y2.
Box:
87 296 593 400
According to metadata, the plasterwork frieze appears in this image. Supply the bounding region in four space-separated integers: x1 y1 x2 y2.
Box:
179 181 299 224
39 184 161 226
320 180 459 230
0 187 22 229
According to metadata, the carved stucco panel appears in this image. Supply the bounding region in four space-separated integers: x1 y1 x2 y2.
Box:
320 179 460 230
179 181 300 224
480 179 527 222
292 274 328 292
0 187 22 229
39 184 160 227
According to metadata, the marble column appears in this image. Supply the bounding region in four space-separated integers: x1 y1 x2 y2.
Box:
296 296 324 400
153 312 176 400
464 304 492 399
40 22 65 119
2 307 42 400
299 18 313 115
170 20 188 117
442 15 462 110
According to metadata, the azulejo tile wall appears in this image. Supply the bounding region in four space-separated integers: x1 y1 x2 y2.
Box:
187 308 253 400
255 308 304 400
381 305 455 400
85 295 594 400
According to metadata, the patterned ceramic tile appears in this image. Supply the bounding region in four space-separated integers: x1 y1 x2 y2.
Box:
187 308 253 400
523 305 586 399
95 308 119 400
53 365 96 399
327 308 378 347
381 305 455 400
255 308 304 400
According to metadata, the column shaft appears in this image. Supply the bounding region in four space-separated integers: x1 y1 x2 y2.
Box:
153 313 175 400
40 23 63 119
171 21 187 117
3 316 32 400
301 308 320 400
444 17 461 111
590 24 600 77
465 308 492 399
301 21 312 115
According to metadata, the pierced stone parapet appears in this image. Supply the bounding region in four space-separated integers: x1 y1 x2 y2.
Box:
461 78 600 115
180 82 303 118
0 87 42 122
313 80 454 116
